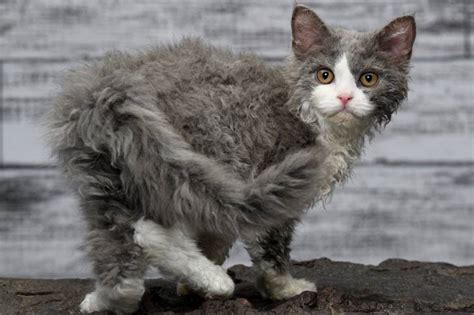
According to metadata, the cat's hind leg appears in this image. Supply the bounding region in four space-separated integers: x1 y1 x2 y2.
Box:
79 201 147 314
133 218 235 298
245 220 316 300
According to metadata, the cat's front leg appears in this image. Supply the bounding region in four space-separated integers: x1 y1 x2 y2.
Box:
244 220 316 300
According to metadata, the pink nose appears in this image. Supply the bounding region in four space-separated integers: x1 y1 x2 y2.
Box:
337 94 353 106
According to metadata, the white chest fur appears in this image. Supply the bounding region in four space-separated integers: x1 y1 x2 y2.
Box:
316 123 368 200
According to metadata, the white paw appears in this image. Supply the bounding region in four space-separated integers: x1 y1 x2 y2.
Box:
190 266 235 298
80 291 108 313
272 277 316 300
80 280 144 314
258 273 317 300
205 269 235 299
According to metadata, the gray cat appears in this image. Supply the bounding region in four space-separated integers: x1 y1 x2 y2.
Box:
47 5 415 314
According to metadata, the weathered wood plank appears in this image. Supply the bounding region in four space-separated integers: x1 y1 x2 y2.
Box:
0 1 471 281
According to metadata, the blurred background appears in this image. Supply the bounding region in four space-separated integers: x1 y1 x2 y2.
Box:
0 0 472 278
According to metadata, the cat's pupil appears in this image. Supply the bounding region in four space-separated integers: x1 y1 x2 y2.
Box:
322 72 329 79
365 74 372 82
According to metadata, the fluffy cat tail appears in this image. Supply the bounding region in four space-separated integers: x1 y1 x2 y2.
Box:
243 147 327 227
48 67 326 235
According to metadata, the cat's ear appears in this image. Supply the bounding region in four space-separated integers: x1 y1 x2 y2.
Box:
376 16 416 62
291 5 331 58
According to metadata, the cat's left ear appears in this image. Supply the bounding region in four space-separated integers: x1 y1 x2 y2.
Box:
376 16 416 62
291 5 331 58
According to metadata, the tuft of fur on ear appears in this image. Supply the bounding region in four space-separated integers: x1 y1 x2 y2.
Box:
291 5 331 58
376 15 416 62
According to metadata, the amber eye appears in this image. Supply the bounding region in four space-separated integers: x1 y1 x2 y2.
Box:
316 69 334 84
360 72 379 87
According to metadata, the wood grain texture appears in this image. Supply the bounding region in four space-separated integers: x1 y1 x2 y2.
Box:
0 0 472 279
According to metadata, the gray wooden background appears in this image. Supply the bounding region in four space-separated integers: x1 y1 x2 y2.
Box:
0 0 472 278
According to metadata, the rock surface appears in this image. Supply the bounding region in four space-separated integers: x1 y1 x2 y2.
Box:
1 258 473 314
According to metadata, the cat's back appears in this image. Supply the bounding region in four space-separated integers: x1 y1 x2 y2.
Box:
138 38 288 117
90 37 286 102
58 37 288 126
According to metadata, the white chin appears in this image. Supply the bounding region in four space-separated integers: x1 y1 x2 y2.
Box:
327 110 359 125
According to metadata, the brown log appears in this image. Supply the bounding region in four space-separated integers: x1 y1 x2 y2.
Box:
1 258 473 314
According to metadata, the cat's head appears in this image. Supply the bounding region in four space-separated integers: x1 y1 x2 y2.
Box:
287 5 416 131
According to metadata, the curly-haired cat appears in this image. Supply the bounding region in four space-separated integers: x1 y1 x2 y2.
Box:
47 5 416 314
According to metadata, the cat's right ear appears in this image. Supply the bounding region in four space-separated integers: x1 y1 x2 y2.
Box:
375 15 416 62
291 5 330 59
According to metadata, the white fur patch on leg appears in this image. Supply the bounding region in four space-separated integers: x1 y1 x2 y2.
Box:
133 218 234 298
80 291 108 313
257 269 317 300
79 278 144 314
